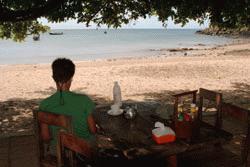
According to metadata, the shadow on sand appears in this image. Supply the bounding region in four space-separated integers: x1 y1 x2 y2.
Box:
0 93 111 136
0 83 249 148
0 83 249 167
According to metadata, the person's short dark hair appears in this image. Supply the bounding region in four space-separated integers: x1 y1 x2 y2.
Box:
52 58 75 83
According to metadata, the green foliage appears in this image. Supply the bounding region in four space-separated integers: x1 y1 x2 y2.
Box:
0 0 249 41
0 21 49 41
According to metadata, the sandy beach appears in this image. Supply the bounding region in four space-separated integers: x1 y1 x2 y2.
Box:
0 39 250 138
1 40 250 101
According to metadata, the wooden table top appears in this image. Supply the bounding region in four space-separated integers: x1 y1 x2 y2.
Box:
93 102 233 159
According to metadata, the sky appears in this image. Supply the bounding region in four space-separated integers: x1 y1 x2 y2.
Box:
40 16 209 29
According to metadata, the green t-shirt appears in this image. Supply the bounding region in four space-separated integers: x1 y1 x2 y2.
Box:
39 91 95 146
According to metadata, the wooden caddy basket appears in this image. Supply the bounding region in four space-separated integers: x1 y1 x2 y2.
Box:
172 90 199 142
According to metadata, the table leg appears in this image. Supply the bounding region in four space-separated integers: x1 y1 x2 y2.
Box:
214 142 222 150
166 155 177 167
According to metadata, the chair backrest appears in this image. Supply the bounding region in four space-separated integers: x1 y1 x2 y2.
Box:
58 131 91 167
222 103 248 122
34 111 72 167
172 90 198 140
198 88 223 129
173 90 198 120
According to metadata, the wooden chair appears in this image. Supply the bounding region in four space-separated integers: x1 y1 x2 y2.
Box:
179 103 250 167
58 131 92 167
222 103 250 167
33 111 72 167
198 88 223 130
173 88 224 140
172 90 198 141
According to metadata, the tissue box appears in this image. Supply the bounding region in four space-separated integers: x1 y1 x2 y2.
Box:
152 127 176 144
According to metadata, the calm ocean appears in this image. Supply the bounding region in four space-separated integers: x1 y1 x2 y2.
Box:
0 29 231 64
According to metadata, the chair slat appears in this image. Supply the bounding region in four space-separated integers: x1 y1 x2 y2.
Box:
38 111 72 130
173 90 198 98
34 111 73 167
199 88 222 101
59 132 91 158
222 102 249 121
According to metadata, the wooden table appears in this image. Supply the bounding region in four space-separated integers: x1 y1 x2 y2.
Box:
93 102 233 161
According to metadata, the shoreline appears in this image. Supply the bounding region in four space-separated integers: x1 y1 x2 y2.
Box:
0 36 248 67
0 28 238 66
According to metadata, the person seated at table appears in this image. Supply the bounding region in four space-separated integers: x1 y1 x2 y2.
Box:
39 58 97 153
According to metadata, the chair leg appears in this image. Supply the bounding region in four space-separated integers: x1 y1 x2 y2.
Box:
214 142 222 150
166 155 177 167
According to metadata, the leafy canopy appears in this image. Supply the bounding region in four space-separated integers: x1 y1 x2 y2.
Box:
0 0 249 41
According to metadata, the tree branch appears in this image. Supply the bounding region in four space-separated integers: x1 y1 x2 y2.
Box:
0 0 66 22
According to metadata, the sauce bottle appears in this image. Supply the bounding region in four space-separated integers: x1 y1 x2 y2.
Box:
190 103 197 119
177 104 184 121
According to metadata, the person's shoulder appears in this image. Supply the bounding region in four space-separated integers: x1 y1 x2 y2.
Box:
69 92 95 112
69 92 93 102
39 94 56 110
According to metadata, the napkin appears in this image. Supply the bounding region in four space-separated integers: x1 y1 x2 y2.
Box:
152 122 175 137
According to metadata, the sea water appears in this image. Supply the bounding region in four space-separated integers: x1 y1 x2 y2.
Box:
0 29 231 64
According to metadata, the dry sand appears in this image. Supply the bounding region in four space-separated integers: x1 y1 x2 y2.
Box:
0 39 250 156
0 40 250 104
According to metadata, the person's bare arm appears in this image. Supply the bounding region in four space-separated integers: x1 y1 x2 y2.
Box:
87 114 97 134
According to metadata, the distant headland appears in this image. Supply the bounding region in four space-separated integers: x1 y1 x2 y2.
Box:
197 26 250 38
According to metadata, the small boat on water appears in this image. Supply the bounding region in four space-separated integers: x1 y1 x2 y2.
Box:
49 32 63 35
33 34 40 41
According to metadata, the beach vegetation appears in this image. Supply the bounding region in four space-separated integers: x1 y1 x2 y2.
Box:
0 0 249 41
0 20 49 41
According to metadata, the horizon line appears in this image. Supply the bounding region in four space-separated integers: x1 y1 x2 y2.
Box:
49 28 205 30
